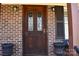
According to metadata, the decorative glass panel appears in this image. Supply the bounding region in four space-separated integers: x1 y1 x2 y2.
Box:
28 12 33 31
37 13 42 31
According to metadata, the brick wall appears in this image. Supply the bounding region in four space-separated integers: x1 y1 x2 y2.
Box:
0 5 55 56
47 6 56 56
0 4 23 56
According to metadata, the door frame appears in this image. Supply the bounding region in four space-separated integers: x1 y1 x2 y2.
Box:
22 5 48 56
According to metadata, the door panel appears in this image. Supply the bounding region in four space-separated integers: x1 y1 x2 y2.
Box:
23 5 47 56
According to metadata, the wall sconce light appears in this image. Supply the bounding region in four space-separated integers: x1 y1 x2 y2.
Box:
12 5 19 12
51 7 55 12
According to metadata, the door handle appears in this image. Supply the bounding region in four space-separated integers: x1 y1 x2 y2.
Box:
43 29 46 33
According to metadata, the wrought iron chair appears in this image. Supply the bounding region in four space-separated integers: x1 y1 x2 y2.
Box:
74 46 79 55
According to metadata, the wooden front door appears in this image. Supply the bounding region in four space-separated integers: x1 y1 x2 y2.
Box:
23 5 47 56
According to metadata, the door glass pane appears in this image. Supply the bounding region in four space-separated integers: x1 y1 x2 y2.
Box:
28 12 33 31
37 12 42 31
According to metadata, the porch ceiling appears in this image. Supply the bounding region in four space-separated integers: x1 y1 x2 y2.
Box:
1 3 67 6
